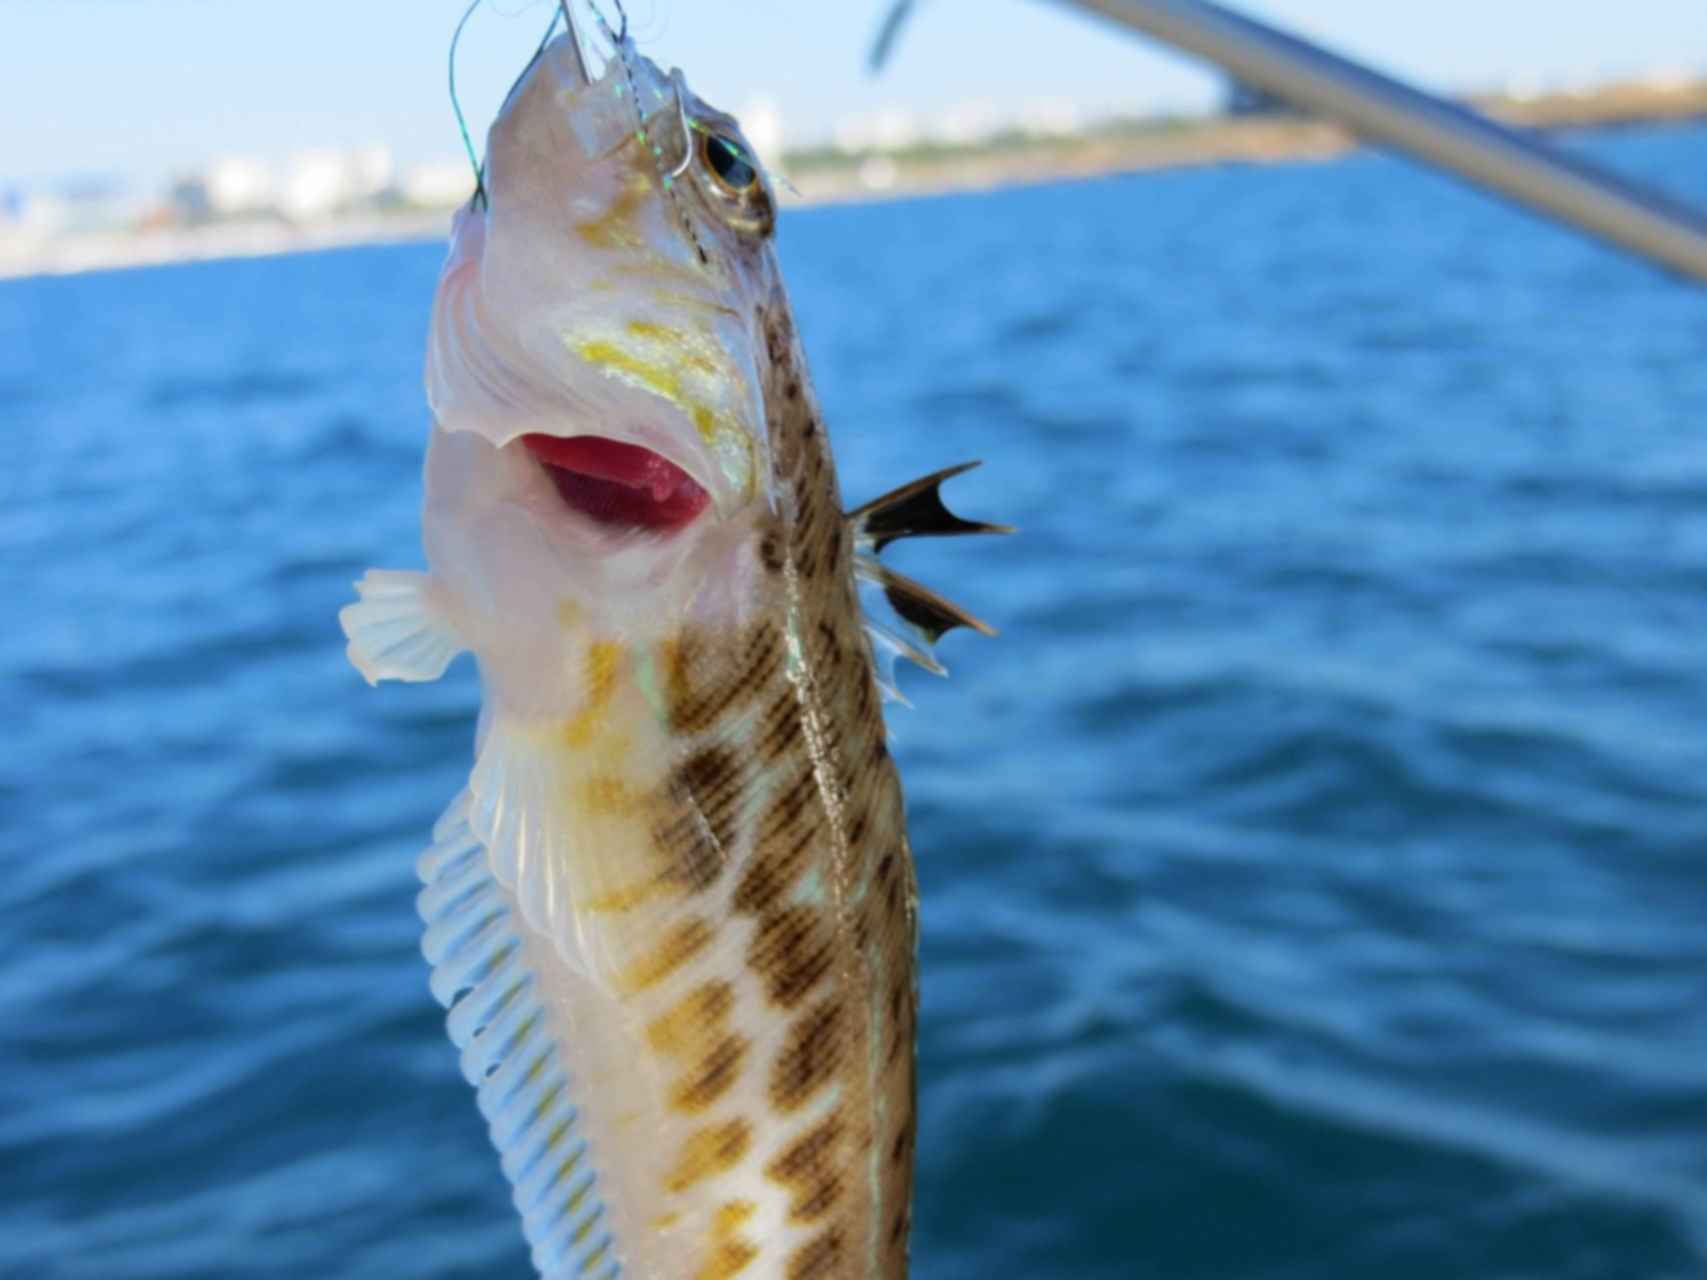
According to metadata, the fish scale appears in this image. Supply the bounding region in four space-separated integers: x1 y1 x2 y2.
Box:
340 17 1002 1278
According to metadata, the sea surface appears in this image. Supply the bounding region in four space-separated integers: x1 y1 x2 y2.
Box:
5 122 1707 1280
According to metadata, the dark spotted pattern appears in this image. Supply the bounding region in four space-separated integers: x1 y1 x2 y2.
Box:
788 1227 848 1280
653 745 748 892
664 620 784 735
670 1031 748 1113
731 773 816 915
752 300 919 1278
756 692 806 765
769 997 847 1113
636 294 919 1277
764 1109 847 1223
747 906 836 1009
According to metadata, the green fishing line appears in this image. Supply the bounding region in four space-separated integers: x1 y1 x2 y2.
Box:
448 0 487 209
449 0 565 212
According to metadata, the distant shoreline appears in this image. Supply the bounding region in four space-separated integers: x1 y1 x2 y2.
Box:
0 214 452 284
5 79 1703 284
780 79 1707 207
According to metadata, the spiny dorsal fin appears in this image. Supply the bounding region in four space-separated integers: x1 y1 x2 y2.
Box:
860 558 998 646
846 461 1015 553
865 616 947 679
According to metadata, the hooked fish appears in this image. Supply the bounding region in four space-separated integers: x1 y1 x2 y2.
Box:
340 11 1006 1278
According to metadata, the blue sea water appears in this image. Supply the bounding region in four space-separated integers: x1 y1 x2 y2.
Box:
4 122 1707 1279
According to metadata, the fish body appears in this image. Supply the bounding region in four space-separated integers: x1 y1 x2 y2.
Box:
341 21 1002 1279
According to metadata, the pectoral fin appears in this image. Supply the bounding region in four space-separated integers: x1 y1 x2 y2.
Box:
339 569 465 685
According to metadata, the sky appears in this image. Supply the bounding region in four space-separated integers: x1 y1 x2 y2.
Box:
4 0 1706 189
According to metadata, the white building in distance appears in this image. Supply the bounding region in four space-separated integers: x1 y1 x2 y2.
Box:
206 157 275 216
280 147 394 222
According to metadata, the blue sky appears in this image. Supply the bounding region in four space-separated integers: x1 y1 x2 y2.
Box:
4 0 1705 188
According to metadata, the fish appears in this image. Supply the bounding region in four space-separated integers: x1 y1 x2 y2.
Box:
339 12 1008 1278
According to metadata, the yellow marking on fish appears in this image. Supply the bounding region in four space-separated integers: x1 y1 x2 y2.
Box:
584 873 675 914
621 916 715 993
562 642 622 748
628 320 723 377
573 337 674 394
524 1080 566 1130
568 337 741 452
646 982 735 1055
551 1152 583 1199
641 288 752 322
581 1241 612 1273
575 173 652 249
665 1119 752 1193
696 1242 758 1279
543 1116 573 1152
696 1200 760 1280
716 1202 757 1232
661 636 692 707
654 1211 683 1231
645 981 749 1113
571 1204 598 1246
578 773 646 815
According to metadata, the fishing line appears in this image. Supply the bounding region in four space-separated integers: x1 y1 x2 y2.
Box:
557 0 590 83
595 0 670 180
595 0 629 44
450 1 567 211
589 1 707 263
512 6 567 102
449 0 488 208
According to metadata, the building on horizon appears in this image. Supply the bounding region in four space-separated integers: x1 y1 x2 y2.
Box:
206 157 276 217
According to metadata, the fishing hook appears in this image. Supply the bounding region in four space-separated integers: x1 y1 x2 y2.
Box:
666 69 696 180
557 0 592 83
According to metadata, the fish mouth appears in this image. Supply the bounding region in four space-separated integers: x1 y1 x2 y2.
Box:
521 433 711 534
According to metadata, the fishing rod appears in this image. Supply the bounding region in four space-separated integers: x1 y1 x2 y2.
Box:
873 0 1707 286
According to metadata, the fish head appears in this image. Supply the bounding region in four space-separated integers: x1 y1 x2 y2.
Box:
422 27 793 716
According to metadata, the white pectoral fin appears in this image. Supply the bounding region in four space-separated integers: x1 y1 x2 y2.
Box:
339 569 466 685
466 716 592 972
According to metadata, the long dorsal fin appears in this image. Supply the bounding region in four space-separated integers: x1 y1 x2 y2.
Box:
846 461 1015 553
858 557 998 646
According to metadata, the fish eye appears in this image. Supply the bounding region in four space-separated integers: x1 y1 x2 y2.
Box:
701 131 758 195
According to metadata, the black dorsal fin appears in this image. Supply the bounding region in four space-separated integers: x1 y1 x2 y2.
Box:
846 461 1015 553
864 561 998 646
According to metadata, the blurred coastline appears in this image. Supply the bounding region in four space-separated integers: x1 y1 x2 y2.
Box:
4 71 1704 282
